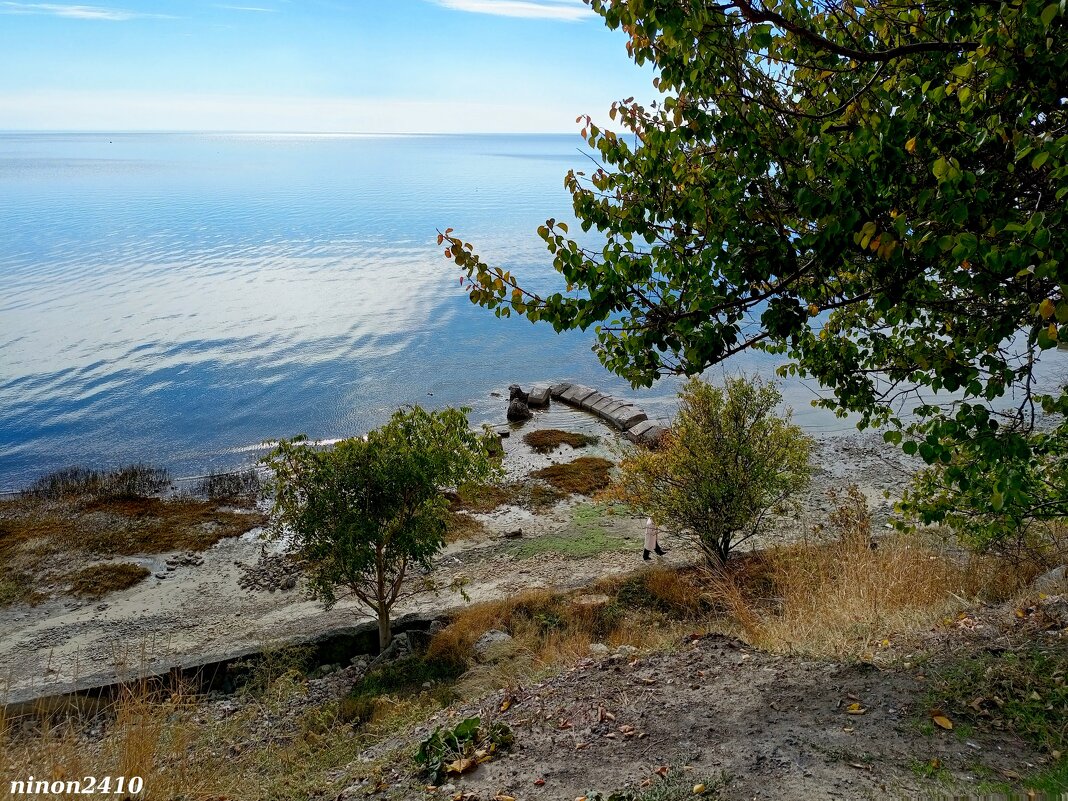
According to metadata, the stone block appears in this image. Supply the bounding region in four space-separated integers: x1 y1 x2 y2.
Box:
528 386 551 408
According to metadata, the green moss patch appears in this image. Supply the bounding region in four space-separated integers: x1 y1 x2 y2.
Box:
522 429 600 454
530 456 614 496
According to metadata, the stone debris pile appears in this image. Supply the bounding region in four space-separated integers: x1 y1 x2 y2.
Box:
236 549 303 593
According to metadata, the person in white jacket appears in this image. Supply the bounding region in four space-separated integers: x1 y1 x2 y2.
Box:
643 516 669 561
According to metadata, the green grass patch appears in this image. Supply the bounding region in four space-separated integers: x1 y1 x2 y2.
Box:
928 647 1068 754
1024 757 1068 795
65 562 150 598
510 502 631 559
531 456 613 496
522 429 600 453
510 529 630 559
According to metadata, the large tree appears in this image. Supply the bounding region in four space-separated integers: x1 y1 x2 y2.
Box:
262 406 498 649
441 0 1067 547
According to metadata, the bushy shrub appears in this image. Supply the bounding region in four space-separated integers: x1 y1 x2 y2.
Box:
612 376 812 564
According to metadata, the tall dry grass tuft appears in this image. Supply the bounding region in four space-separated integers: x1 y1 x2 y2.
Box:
427 583 688 698
0 682 231 801
706 486 997 659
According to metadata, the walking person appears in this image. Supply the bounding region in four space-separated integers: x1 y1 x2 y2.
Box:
643 516 669 561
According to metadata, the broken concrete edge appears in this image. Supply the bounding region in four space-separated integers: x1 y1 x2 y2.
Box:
1 611 437 714
548 381 666 441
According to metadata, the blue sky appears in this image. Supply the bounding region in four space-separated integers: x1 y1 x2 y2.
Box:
0 0 651 132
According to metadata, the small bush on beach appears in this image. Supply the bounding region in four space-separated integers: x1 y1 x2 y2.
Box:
65 562 150 598
611 376 812 565
523 429 600 453
531 456 613 496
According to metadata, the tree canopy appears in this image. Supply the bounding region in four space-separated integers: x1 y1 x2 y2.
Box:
441 0 1067 544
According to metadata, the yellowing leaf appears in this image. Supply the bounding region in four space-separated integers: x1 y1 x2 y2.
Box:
693 785 707 795
932 714 953 730
1040 298 1056 319
905 137 917 153
446 757 477 775
846 702 867 715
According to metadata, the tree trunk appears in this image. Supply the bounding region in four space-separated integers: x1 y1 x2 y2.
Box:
377 607 392 651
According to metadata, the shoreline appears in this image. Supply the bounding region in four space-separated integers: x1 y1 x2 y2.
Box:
0 388 913 707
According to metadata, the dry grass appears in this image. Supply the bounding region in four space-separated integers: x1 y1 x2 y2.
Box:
0 685 232 801
0 675 417 801
427 577 700 698
453 482 518 513
522 429 599 453
530 456 614 496
701 486 1038 660
445 509 488 543
64 563 151 598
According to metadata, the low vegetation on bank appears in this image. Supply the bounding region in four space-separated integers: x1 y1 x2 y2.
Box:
0 462 264 607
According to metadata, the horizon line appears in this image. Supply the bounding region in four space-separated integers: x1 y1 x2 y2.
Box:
0 128 584 136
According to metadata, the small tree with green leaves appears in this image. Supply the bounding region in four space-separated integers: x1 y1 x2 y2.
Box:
262 406 498 650
613 376 812 564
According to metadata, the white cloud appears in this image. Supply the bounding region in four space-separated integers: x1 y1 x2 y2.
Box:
0 2 171 20
428 0 593 21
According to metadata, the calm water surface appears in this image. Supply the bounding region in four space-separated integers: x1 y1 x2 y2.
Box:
1 132 987 490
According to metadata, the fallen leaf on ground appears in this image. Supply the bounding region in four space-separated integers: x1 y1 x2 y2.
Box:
932 714 953 730
446 757 477 775
693 784 706 795
655 766 669 777
534 778 545 786
846 702 867 715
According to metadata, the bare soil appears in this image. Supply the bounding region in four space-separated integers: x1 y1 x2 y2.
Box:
355 633 1045 800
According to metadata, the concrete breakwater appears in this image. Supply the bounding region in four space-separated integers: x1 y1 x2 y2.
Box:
548 382 667 446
